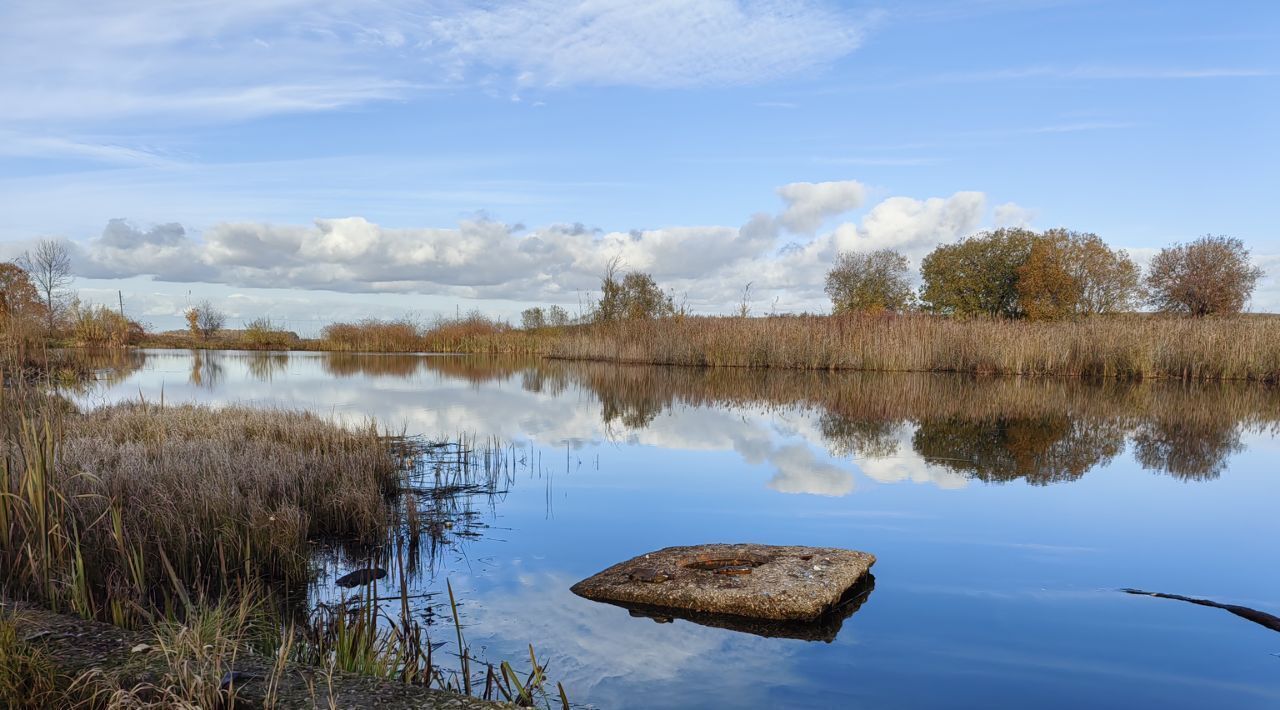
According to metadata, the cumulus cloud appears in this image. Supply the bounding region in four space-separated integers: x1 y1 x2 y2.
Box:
67 184 996 312
993 202 1036 228
766 443 855 496
777 180 867 234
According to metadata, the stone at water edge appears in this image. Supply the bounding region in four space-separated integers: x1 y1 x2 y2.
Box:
570 543 875 621
335 567 388 588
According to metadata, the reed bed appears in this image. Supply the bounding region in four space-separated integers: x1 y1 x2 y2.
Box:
319 315 552 354
547 314 1280 381
0 392 399 626
0 386 562 706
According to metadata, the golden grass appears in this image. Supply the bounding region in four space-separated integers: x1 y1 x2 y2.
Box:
0 393 399 625
547 314 1280 381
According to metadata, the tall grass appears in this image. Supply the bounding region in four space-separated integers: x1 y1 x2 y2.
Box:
319 313 552 354
0 386 562 705
548 314 1280 381
0 390 399 626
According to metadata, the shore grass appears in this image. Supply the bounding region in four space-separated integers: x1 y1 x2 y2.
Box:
0 384 561 705
1 392 400 626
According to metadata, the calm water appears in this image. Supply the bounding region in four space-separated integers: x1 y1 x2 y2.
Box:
79 350 1280 709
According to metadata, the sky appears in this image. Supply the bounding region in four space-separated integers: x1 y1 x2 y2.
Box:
0 0 1276 333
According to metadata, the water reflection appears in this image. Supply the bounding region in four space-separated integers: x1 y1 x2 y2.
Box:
913 417 1125 485
602 575 875 643
77 350 1280 487
66 350 1280 708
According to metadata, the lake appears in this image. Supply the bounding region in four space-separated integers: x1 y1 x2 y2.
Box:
77 349 1280 709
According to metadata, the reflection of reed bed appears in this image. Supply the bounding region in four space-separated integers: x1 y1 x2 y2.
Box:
322 351 430 378
509 359 1280 431
547 314 1280 381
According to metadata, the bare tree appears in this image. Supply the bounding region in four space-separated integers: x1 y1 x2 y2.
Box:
1145 235 1264 316
546 305 570 327
185 300 226 340
18 239 73 332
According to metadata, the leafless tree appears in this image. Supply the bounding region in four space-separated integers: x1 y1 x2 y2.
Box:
18 239 73 332
185 300 226 340
1145 235 1264 316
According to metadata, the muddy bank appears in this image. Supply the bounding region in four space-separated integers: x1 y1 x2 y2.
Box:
3 602 508 709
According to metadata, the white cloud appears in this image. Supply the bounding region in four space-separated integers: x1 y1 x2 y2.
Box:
993 202 1036 228
61 184 992 312
776 180 867 234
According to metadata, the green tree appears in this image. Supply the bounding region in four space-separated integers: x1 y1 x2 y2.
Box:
593 263 675 323
1145 235 1264 316
824 249 913 314
920 228 1037 318
521 307 546 330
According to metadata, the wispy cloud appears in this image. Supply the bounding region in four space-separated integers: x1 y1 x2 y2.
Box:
0 131 181 166
818 65 1279 93
0 0 870 126
427 0 869 89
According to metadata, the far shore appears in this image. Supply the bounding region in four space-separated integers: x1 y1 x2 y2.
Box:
119 312 1280 382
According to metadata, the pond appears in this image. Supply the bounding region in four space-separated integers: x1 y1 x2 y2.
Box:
77 349 1280 709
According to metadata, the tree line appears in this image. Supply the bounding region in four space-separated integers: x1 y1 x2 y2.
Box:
826 229 1265 319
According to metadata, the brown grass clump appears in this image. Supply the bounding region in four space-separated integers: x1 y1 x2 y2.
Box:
0 393 399 626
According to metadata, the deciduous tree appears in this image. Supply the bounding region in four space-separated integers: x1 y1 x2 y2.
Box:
1016 230 1141 320
824 249 913 314
17 239 73 332
185 300 225 340
920 228 1037 318
1145 235 1264 316
593 262 675 323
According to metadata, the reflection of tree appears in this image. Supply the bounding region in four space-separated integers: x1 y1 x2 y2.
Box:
521 369 569 397
600 392 664 430
189 350 224 389
246 351 289 381
819 413 901 458
912 416 1124 485
1131 419 1243 481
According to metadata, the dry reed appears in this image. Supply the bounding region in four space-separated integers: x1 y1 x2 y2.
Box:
547 314 1280 381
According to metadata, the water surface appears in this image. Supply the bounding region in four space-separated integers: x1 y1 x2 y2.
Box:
79 350 1280 709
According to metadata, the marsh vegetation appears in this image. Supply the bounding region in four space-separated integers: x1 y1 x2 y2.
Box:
0 376 562 707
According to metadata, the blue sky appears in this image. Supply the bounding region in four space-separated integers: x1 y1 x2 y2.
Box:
0 0 1276 332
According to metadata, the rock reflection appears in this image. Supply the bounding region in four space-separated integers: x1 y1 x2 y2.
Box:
606 575 875 643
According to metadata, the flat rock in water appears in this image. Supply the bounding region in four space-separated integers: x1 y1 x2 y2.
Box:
570 543 875 621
